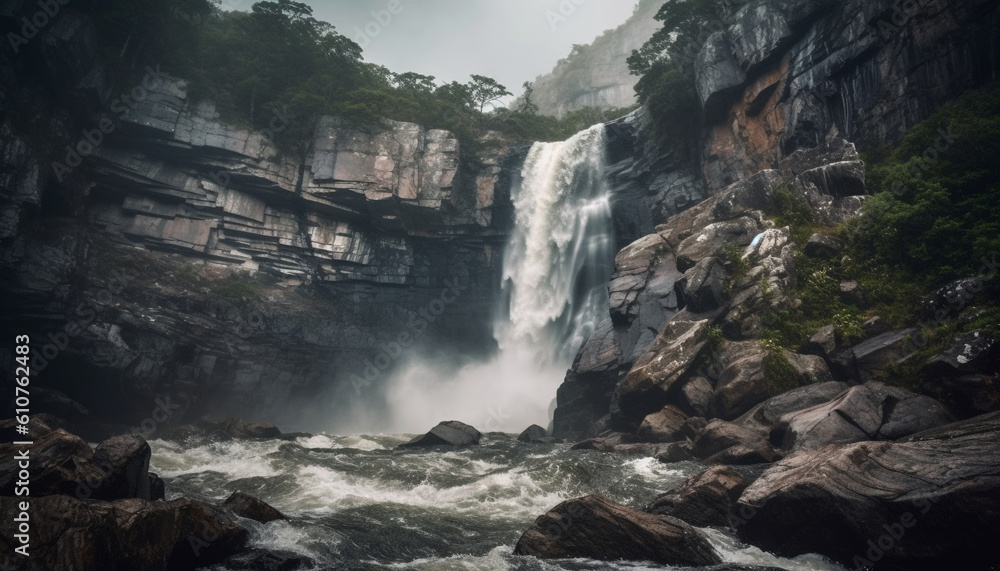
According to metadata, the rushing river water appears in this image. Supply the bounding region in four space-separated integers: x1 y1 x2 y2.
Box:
150 434 847 570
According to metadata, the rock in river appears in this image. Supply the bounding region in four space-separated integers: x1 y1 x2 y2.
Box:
398 420 481 448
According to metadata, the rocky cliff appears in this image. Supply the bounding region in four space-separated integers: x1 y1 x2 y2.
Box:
553 0 1000 439
0 12 520 430
528 0 660 118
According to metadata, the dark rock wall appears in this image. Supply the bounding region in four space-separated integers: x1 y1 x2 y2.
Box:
0 11 514 428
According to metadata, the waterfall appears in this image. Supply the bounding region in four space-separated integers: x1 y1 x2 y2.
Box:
341 125 615 434
497 124 615 366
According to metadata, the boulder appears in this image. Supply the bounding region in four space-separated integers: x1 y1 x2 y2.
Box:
676 257 727 312
862 316 891 337
777 382 953 452
398 420 481 448
647 466 749 527
833 329 920 382
91 434 152 501
735 381 850 431
223 491 286 523
803 234 843 259
704 442 779 466
692 420 768 460
637 405 689 443
679 376 714 417
513 495 721 566
920 277 985 321
149 472 165 501
0 428 102 498
0 495 247 571
612 319 711 429
676 217 762 272
517 424 550 443
711 342 831 421
737 412 1000 569
803 324 836 357
656 442 696 463
925 331 999 376
799 161 866 198
839 280 864 305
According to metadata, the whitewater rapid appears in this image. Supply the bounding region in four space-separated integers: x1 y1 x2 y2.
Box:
150 434 848 570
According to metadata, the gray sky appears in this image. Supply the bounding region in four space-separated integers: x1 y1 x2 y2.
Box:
221 0 641 100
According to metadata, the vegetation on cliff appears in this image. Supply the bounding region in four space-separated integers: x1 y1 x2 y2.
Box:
77 0 632 154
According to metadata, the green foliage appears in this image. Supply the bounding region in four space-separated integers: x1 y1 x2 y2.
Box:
760 336 799 396
718 243 750 298
772 187 814 243
215 277 261 299
82 0 632 156
852 87 1000 286
632 62 700 147
704 325 725 351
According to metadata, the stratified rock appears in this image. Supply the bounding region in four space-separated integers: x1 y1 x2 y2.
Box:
91 434 152 501
612 319 711 429
647 466 749 527
777 382 953 452
513 495 721 566
737 412 1000 569
517 424 550 443
833 329 920 382
637 405 689 443
803 233 843 259
704 442 779 466
398 421 481 448
735 381 850 432
799 161 866 198
0 495 247 571
224 491 286 523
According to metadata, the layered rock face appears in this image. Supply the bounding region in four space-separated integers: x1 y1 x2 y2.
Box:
0 13 516 427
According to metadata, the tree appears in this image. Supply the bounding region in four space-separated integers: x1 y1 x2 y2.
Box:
517 81 539 115
467 74 512 113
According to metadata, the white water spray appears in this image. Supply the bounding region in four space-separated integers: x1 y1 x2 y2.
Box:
350 125 615 433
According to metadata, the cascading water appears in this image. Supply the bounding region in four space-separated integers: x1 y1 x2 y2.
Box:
364 125 616 434
497 124 615 365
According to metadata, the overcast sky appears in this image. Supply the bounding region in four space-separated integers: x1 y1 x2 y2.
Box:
221 0 641 99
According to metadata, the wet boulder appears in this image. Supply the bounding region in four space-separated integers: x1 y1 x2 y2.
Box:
0 428 103 498
803 233 843 259
612 319 711 429
221 548 314 570
777 382 952 452
513 494 721 566
647 466 749 527
637 405 689 443
735 381 850 432
91 434 152 501
0 495 247 571
398 420 481 448
224 491 286 523
676 257 727 312
517 424 552 443
925 330 999 376
833 329 920 382
737 412 1000 569
692 420 769 461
